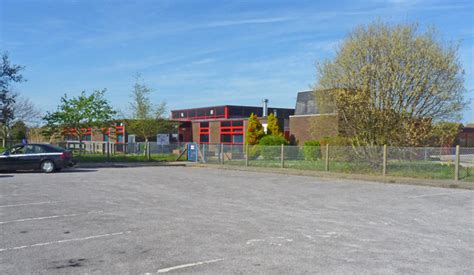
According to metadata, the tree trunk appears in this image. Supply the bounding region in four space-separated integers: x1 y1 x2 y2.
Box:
144 137 148 157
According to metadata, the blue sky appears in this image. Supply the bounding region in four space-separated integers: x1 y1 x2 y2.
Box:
1 0 473 122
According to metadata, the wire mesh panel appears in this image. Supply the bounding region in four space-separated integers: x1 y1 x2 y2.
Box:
283 145 326 171
459 147 474 181
328 146 383 175
199 144 222 164
247 145 282 168
222 144 246 166
387 147 455 180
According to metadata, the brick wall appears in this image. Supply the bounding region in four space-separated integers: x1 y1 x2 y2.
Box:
209 121 220 144
289 114 339 144
192 122 199 143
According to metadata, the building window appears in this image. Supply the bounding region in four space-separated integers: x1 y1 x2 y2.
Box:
199 122 210 144
233 134 243 143
200 134 209 143
220 120 244 144
221 134 231 143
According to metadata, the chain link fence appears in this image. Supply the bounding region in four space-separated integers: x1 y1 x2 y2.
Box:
5 140 472 181
198 144 474 182
53 141 187 162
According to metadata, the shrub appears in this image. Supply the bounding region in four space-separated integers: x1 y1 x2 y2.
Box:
259 135 288 146
318 136 352 146
303 140 321 160
258 135 288 160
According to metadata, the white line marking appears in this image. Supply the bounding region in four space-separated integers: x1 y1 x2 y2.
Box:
0 210 103 225
157 258 224 273
0 201 57 208
408 191 472 198
0 231 131 252
0 213 79 225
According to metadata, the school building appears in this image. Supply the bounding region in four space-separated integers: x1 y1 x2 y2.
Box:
170 101 294 144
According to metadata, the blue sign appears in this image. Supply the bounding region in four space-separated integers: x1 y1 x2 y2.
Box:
187 143 198 162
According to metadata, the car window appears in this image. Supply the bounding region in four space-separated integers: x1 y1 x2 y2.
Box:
41 144 64 152
25 145 34 154
25 145 46 154
10 146 25 155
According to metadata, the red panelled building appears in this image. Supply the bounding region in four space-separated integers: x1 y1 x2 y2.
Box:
171 105 294 144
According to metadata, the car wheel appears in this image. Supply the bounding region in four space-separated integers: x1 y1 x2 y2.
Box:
41 160 55 173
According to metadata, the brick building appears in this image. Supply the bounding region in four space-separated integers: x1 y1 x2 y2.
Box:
63 122 127 144
171 103 294 144
459 124 474 147
289 91 339 144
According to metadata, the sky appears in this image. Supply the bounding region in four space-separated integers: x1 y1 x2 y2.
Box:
1 0 473 122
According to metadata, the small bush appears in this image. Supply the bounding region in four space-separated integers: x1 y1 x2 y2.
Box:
258 135 288 160
303 140 321 160
319 136 352 146
259 135 288 146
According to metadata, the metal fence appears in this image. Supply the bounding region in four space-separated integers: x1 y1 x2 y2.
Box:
4 140 472 181
198 144 474 182
55 141 186 155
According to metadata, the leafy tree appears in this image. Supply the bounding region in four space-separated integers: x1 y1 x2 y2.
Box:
266 113 281 136
126 76 174 156
245 113 264 145
10 120 27 141
427 122 462 147
43 89 116 153
316 21 467 147
0 52 25 146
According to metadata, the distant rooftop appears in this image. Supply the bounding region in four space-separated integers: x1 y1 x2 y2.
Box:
294 90 336 116
294 91 317 115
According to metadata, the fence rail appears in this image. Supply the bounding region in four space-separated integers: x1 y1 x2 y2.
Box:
198 144 473 182
2 140 472 181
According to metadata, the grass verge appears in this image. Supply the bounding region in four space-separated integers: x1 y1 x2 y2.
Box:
74 153 180 163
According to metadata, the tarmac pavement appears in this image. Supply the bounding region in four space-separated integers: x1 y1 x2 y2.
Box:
0 166 472 274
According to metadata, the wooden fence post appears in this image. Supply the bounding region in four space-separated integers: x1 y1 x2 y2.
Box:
221 144 224 165
382 144 387 176
280 144 285 168
325 144 329 171
455 145 460 181
147 141 151 161
245 144 249 167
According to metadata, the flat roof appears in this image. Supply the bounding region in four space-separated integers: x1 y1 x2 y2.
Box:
171 105 294 112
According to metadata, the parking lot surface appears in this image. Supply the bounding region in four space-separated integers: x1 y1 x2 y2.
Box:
0 167 472 274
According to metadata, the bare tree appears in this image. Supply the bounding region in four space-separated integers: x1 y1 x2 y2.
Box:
126 75 174 157
0 95 41 145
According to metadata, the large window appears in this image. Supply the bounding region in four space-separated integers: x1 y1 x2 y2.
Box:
199 122 210 144
220 120 244 144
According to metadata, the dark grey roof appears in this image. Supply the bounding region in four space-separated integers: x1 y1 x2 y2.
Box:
294 90 336 115
295 91 317 115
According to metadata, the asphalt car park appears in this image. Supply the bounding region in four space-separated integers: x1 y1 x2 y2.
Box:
0 166 472 273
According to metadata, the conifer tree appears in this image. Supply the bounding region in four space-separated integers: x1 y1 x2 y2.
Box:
266 113 281 136
245 113 264 145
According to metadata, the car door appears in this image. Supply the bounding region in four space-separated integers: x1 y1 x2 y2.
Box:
24 145 42 170
0 150 10 170
7 145 26 170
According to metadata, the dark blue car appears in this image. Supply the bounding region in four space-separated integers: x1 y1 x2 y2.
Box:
0 143 77 173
